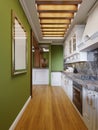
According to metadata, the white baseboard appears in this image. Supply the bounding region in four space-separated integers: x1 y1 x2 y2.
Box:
9 96 31 130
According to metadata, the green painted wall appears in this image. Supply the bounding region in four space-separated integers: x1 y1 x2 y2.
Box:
51 45 63 71
49 45 51 84
0 0 31 130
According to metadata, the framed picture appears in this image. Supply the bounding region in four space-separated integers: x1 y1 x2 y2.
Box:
11 11 27 75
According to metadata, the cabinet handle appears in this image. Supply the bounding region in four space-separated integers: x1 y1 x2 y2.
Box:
86 95 89 103
92 94 96 109
87 94 92 106
90 95 93 106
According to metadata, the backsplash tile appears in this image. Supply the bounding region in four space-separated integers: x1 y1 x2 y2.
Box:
75 61 98 75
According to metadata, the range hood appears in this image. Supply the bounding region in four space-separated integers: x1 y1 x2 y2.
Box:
79 32 98 51
78 1 98 51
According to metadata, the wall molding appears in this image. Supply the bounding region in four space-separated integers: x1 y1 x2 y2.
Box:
9 96 31 130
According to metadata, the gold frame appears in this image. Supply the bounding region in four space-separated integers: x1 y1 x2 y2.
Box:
11 11 27 75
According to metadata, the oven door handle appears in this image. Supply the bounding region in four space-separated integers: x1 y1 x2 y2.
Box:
73 86 81 92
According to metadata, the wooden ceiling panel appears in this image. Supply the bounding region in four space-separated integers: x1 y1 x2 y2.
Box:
43 35 64 37
35 0 82 38
42 28 66 32
39 12 74 18
41 27 67 29
37 5 77 12
40 19 71 24
42 32 65 35
36 0 82 5
41 24 68 28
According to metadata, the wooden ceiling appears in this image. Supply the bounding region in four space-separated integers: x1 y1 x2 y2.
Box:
35 0 82 38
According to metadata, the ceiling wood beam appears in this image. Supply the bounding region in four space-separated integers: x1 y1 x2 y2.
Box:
43 35 64 36
41 29 66 31
40 23 70 25
42 34 64 36
37 10 77 13
39 17 73 19
42 33 64 36
41 27 67 29
42 30 65 32
36 0 82 5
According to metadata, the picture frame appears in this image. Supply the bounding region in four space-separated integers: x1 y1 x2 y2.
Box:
11 11 27 75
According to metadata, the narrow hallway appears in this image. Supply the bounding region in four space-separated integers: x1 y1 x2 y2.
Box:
15 86 87 130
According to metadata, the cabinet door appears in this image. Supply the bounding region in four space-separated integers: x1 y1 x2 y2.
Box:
67 79 73 101
51 72 61 86
61 73 65 89
83 88 98 130
33 69 49 85
83 88 91 129
63 76 73 101
64 76 69 94
72 34 76 52
94 93 98 130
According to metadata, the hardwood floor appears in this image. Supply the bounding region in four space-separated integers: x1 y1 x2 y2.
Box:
15 86 88 130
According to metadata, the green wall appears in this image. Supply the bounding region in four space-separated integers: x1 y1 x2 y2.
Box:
49 45 51 84
0 0 31 130
51 45 63 71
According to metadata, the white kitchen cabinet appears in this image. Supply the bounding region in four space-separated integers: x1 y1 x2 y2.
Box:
68 25 85 54
64 25 87 63
78 36 98 51
83 87 98 130
51 72 62 86
67 78 73 101
73 25 84 52
78 3 98 51
65 51 87 63
32 68 49 85
61 73 73 101
61 73 65 88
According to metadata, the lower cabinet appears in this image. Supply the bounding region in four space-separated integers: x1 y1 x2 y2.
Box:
51 72 62 86
32 68 49 85
83 87 98 130
61 73 73 101
61 73 98 130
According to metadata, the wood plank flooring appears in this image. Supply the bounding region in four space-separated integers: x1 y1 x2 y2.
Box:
15 86 88 130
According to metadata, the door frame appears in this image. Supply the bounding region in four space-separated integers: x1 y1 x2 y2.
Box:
30 29 33 97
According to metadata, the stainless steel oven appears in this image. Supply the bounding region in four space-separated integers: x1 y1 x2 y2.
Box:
73 81 82 115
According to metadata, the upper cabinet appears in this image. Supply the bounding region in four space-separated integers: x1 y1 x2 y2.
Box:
68 33 77 55
64 2 98 64
78 2 98 51
64 25 87 63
